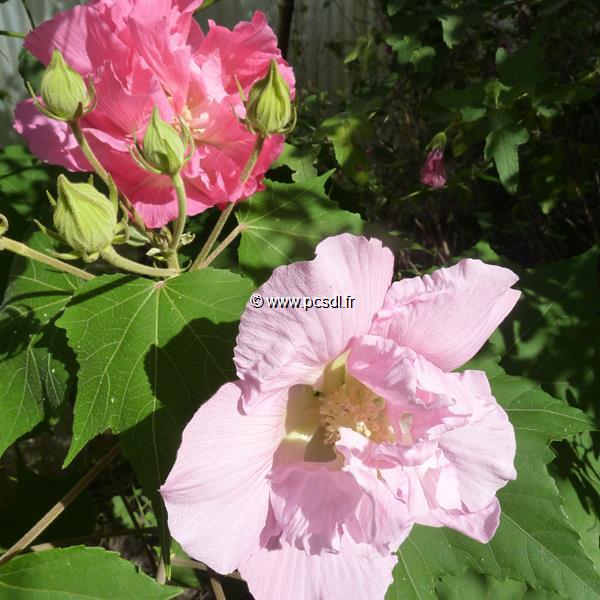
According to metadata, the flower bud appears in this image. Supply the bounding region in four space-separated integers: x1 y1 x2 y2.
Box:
52 175 118 257
39 50 91 121
420 148 447 189
245 59 296 136
142 107 188 175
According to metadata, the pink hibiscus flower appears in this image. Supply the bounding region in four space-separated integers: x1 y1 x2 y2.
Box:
161 234 519 600
420 147 447 189
14 0 294 228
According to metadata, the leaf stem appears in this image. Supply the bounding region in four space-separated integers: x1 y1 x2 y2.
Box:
189 203 235 271
100 246 179 279
241 134 265 183
0 30 26 39
0 445 120 566
189 134 264 271
0 234 94 281
69 120 110 182
197 224 242 269
167 172 188 269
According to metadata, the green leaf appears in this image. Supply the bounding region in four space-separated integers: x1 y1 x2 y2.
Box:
271 143 319 183
496 43 548 88
496 247 600 410
58 269 252 463
434 85 487 123
236 174 364 283
388 364 600 599
437 569 561 599
0 546 181 599
0 233 80 457
484 123 529 194
319 113 374 184
438 15 465 49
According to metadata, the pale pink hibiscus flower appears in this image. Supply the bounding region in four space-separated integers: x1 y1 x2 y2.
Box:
14 0 294 228
161 234 519 599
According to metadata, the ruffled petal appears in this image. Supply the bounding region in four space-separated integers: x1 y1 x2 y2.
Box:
438 401 516 512
270 462 363 554
160 382 286 574
198 11 295 96
418 498 501 543
239 535 397 600
336 429 414 551
127 0 196 111
370 259 520 371
234 234 394 411
14 100 90 171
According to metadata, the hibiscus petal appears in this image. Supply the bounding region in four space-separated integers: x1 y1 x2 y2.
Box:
24 3 95 73
199 11 295 96
438 401 516 512
239 535 397 600
160 382 286 574
336 428 414 552
234 234 394 411
270 462 363 554
418 497 501 543
14 100 90 172
370 259 520 372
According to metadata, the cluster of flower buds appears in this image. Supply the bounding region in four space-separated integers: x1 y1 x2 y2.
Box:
240 59 296 137
28 49 95 122
130 108 195 176
37 175 128 263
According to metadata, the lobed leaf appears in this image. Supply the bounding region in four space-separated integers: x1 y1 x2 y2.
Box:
236 174 363 283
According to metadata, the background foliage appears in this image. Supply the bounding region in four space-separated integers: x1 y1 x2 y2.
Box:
0 0 598 598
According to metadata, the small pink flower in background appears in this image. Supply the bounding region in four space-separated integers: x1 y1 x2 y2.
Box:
161 234 520 600
14 0 294 228
420 148 447 188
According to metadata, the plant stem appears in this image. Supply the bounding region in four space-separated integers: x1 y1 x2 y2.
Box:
198 224 242 269
189 203 235 271
209 574 227 600
101 246 179 278
189 136 264 271
0 30 26 39
20 0 35 29
69 120 110 183
241 134 265 183
0 235 94 281
167 172 188 269
0 445 120 566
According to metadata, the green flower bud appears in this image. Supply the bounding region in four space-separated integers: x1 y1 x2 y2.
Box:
245 59 296 136
40 50 91 121
52 175 118 258
142 107 187 175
